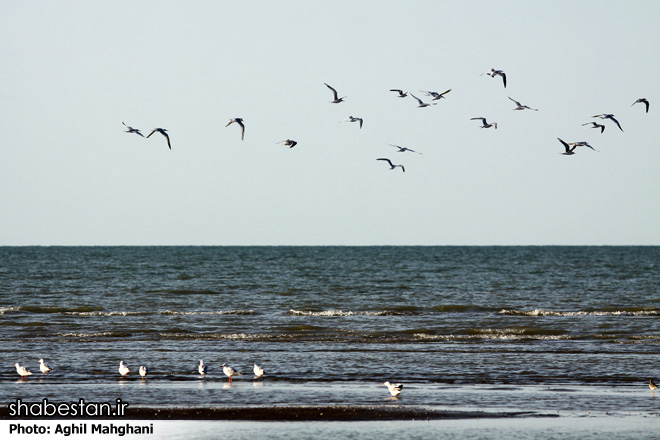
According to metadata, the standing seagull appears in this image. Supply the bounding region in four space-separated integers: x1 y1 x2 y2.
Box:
582 122 605 133
222 363 243 382
383 381 403 397
38 358 52 375
650 379 658 396
278 139 298 148
226 118 245 140
557 138 577 156
389 144 422 154
139 365 149 380
253 362 265 378
377 158 405 172
341 116 363 128
632 98 650 113
420 89 452 100
592 114 623 132
410 93 436 108
508 96 537 111
198 360 208 377
470 117 498 129
324 83 346 103
389 89 408 98
14 363 33 379
118 361 130 378
146 128 171 149
481 68 507 88
122 122 145 137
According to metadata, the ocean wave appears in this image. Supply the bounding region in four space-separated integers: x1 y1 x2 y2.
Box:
67 310 254 317
4 305 104 314
499 308 660 317
288 309 418 317
58 331 131 338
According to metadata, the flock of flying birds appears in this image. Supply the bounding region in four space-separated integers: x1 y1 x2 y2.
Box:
121 68 651 171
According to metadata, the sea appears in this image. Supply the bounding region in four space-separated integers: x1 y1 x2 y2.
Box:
2 246 660 439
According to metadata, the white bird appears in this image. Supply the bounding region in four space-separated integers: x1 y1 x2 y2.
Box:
481 68 507 88
14 363 33 379
383 381 403 397
38 358 52 375
557 138 576 156
226 118 245 140
146 128 171 149
420 89 452 100
341 116 363 129
198 360 207 377
569 141 598 152
253 362 265 378
222 363 243 382
139 365 149 380
409 93 436 108
389 144 422 154
278 139 298 148
470 117 497 129
377 158 405 172
122 122 145 137
582 122 605 133
650 379 658 396
632 98 650 113
508 96 537 111
389 89 408 98
118 361 130 377
592 114 623 132
324 83 346 103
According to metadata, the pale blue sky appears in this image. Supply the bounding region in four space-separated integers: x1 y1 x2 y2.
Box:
1 1 659 245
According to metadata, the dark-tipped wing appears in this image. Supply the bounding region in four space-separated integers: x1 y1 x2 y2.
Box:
324 83 339 100
377 158 394 167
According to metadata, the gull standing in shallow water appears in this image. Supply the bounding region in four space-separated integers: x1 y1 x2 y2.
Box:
38 358 52 375
253 362 265 378
222 363 243 382
198 360 207 377
389 144 422 154
582 122 605 133
650 379 657 396
592 114 623 132
139 365 149 380
508 96 537 111
118 361 130 378
377 158 405 172
341 116 363 128
324 83 346 103
14 363 33 379
278 139 298 148
632 98 650 113
383 381 403 397
471 117 497 129
146 128 171 149
226 118 245 140
410 93 436 108
122 122 145 137
557 138 576 156
481 68 507 88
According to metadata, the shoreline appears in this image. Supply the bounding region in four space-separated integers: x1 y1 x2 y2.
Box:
0 405 556 421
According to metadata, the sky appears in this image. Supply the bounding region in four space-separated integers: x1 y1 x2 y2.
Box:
1 0 659 246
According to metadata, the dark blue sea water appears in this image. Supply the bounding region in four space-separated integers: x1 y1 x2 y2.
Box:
2 246 660 419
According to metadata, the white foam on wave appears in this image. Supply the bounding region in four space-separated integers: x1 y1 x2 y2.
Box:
499 308 660 317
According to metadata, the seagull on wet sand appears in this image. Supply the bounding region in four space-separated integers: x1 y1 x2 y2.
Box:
278 139 298 148
38 358 52 375
377 158 405 172
508 96 537 111
222 363 243 382
146 128 171 149
650 379 658 395
341 116 363 128
557 138 577 156
632 98 650 113
481 68 507 88
592 114 623 132
471 117 497 129
122 122 145 137
389 144 422 154
582 122 605 133
410 93 436 108
118 361 130 377
324 83 346 103
198 360 208 377
226 118 245 140
14 363 33 379
420 89 452 100
139 365 149 380
253 362 265 378
383 381 403 397
389 89 408 98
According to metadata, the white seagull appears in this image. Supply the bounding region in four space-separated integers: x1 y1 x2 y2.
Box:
481 68 507 88
632 98 650 113
222 363 243 382
139 365 149 380
198 360 208 377
38 358 52 375
146 128 171 149
471 117 497 129
226 118 245 140
557 138 576 156
324 83 346 103
592 114 623 132
582 122 605 133
410 93 436 108
253 362 265 378
14 363 33 379
278 139 298 148
383 381 403 397
122 122 145 137
508 96 537 111
389 89 408 98
118 361 130 377
420 89 452 100
341 116 363 128
389 144 422 154
377 158 405 172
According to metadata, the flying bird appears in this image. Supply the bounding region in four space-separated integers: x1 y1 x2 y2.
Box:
557 138 576 156
14 363 33 379
410 93 436 108
592 114 623 132
508 96 537 111
582 122 605 133
253 362 265 378
139 365 149 380
389 144 422 154
569 141 598 152
470 117 497 129
146 128 171 149
377 158 405 172
278 139 298 148
420 89 452 100
122 122 145 137
389 89 408 98
341 116 363 128
118 361 130 377
198 360 207 377
481 68 507 88
222 363 243 382
632 98 650 113
226 118 245 140
650 379 658 396
324 83 346 103
38 358 52 375
383 381 403 397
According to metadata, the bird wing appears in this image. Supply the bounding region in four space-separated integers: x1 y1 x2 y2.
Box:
163 132 171 149
557 137 572 152
324 83 339 100
471 117 486 124
508 96 522 106
608 115 624 132
377 158 394 167
500 72 507 88
146 129 156 138
410 93 423 105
